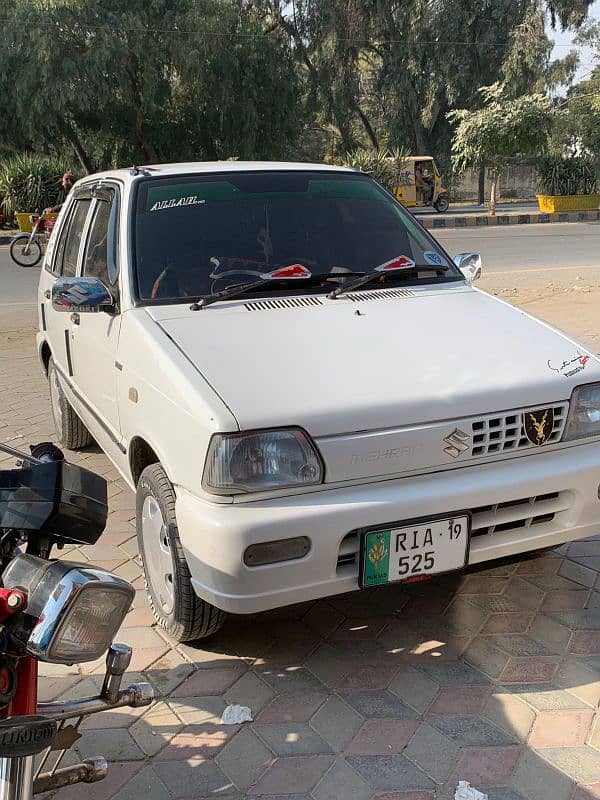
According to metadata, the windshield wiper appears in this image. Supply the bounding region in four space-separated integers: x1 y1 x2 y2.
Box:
328 255 449 299
191 264 323 309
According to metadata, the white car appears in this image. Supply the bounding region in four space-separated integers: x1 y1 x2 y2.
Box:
36 162 600 641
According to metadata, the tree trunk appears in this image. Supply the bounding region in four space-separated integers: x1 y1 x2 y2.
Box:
125 52 157 163
355 106 379 149
58 119 94 174
478 163 485 205
489 172 499 216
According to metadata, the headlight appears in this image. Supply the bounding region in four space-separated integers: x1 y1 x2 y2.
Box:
563 383 600 441
203 428 324 494
3 555 134 664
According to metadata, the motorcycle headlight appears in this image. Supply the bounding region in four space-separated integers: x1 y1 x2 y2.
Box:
203 428 324 494
563 383 600 441
3 555 134 664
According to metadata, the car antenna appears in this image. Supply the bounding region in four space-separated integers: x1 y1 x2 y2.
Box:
130 166 158 176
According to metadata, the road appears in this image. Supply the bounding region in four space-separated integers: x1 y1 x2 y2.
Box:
1 221 599 302
435 221 600 274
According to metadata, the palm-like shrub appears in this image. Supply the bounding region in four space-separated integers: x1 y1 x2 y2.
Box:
0 154 72 214
342 147 410 194
536 155 598 196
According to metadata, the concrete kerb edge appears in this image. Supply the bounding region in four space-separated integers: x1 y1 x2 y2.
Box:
422 209 600 230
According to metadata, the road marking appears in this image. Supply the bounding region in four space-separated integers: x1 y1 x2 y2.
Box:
485 265 599 276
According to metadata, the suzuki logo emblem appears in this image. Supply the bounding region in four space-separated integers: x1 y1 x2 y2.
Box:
443 428 470 458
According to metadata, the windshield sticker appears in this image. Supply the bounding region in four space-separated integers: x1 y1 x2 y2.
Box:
150 196 205 212
424 251 448 267
375 255 416 272
548 352 590 378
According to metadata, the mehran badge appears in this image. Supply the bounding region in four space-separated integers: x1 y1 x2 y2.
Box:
523 408 554 446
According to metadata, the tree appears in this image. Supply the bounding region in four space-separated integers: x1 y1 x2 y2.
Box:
448 84 554 214
260 0 590 163
0 0 304 171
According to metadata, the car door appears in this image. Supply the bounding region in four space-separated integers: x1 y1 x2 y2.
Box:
66 183 123 452
39 193 93 379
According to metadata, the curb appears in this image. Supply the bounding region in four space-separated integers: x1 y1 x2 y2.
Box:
421 209 600 230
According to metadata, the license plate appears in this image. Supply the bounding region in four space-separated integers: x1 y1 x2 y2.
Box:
360 514 470 588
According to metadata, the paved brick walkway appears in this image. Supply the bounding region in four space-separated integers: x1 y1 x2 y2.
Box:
2 315 600 800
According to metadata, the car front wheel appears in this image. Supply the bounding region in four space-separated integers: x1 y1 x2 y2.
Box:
136 463 225 642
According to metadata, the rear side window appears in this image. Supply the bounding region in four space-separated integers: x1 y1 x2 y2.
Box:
82 190 119 288
61 199 91 277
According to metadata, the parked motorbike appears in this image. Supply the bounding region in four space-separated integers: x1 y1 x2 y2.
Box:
9 213 56 268
0 441 153 800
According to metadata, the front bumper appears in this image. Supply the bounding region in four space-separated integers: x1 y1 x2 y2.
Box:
175 441 600 614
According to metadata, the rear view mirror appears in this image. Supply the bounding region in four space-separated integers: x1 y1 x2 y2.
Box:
52 276 113 313
454 253 482 282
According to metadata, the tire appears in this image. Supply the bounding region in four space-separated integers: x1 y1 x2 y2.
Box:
10 235 42 267
434 195 449 213
48 356 93 449
136 463 225 642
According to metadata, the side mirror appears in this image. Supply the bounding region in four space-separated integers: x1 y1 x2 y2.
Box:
52 277 113 313
454 252 482 282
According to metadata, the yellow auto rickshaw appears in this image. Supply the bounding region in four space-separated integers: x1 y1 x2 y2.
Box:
391 156 449 213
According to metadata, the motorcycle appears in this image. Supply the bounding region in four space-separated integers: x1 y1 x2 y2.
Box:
0 441 154 800
9 213 56 268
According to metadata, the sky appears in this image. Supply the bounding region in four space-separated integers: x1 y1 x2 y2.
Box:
551 0 599 83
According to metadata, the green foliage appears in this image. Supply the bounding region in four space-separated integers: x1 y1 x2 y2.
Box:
0 0 304 171
341 147 410 193
448 85 554 173
0 154 71 213
0 0 593 171
536 155 598 195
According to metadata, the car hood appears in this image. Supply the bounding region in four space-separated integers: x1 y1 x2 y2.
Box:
146 285 600 437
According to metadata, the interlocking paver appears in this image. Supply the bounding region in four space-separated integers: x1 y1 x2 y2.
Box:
415 659 490 686
312 757 372 800
215 727 274 789
453 745 522 786
388 665 439 713
252 722 332 756
225 670 275 715
249 755 334 794
156 721 240 760
529 710 595 748
4 314 600 799
403 721 461 783
346 754 435 791
428 714 519 746
346 719 419 755
309 695 363 751
153 757 235 797
464 636 512 678
257 690 327 722
536 746 600 782
339 690 419 719
511 748 574 800
482 691 536 742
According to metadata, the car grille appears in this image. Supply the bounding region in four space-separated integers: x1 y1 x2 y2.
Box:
471 403 568 457
335 490 573 574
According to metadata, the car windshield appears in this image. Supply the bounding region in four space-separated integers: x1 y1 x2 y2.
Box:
133 170 460 302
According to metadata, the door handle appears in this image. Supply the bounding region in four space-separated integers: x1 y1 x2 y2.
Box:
70 313 80 326
44 290 51 300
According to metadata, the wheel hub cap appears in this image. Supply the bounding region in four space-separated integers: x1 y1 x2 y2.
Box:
141 496 174 615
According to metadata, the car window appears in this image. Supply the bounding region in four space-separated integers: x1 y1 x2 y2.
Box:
61 199 91 277
82 191 119 288
48 202 75 275
133 172 460 302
